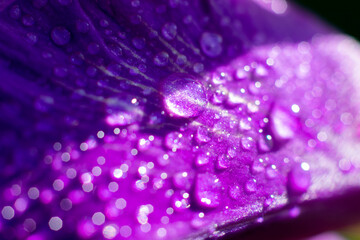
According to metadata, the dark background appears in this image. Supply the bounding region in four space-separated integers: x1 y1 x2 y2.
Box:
293 0 360 40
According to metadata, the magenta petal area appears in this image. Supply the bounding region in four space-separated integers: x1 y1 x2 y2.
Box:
1 1 360 240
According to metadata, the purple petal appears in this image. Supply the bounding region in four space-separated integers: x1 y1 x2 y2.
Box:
1 0 360 240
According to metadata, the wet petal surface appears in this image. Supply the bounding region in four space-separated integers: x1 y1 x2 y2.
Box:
0 1 360 240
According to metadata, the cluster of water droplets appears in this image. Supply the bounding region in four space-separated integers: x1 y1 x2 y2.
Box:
2 0 360 239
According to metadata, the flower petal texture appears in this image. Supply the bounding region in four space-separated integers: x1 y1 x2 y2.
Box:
1 0 360 239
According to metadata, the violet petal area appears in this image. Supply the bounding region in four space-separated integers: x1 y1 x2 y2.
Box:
1 0 360 239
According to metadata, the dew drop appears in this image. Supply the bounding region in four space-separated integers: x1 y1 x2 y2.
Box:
172 193 190 211
266 165 278 179
200 32 223 57
229 185 241 200
162 23 177 40
239 117 252 131
287 164 311 195
270 106 298 141
193 63 204 73
165 131 183 150
217 154 231 169
26 32 38 45
49 217 63 231
241 136 255 150
245 179 257 193
196 153 210 166
22 15 34 26
51 27 71 46
196 126 211 143
154 52 169 66
173 172 193 190
194 173 221 208
132 37 145 50
162 73 207 118
251 160 265 174
9 5 21 20
176 55 187 65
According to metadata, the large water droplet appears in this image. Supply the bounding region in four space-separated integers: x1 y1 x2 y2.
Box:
200 32 223 57
51 27 71 46
194 173 221 208
162 73 207 118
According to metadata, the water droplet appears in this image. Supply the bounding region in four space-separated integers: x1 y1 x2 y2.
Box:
258 134 273 152
229 185 241 200
132 37 145 49
241 136 255 150
51 27 71 46
176 55 187 65
172 193 190 211
99 19 109 28
251 160 265 174
162 73 207 118
21 15 34 26
194 173 221 208
131 0 140 7
196 126 211 143
287 164 311 195
235 68 249 80
196 153 210 166
239 117 252 131
266 165 278 179
227 147 236 158
200 32 223 57
9 5 21 20
53 66 68 78
173 172 193 190
211 89 228 104
49 217 63 231
212 70 231 85
217 154 231 169
193 63 204 73
162 23 177 40
245 179 257 193
26 32 38 44
165 131 183 150
154 52 169 66
270 106 298 141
